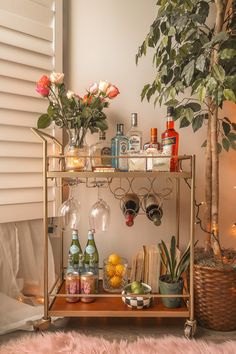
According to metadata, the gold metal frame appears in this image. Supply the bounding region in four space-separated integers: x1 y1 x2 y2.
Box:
32 128 196 333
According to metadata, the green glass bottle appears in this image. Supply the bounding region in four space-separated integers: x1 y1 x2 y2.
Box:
84 230 99 271
69 229 83 268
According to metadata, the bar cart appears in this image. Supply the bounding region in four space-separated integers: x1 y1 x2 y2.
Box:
31 128 197 338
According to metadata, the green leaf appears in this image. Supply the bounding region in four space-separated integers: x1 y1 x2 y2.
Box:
141 84 150 101
222 121 231 136
223 89 236 103
164 99 179 107
37 114 52 129
222 138 230 151
184 108 194 122
168 27 176 36
198 86 206 103
196 54 206 72
220 48 236 60
201 140 207 147
175 81 185 93
184 102 201 112
192 114 204 132
217 143 222 154
212 64 225 83
228 132 236 142
230 141 236 150
180 117 191 128
182 60 195 86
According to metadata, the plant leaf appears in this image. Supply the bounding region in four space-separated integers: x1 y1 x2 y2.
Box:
37 114 52 129
180 117 191 128
223 89 236 103
222 138 230 151
192 114 204 132
212 64 225 83
222 121 231 136
196 54 206 72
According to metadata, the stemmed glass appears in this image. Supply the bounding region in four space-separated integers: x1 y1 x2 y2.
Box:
58 183 80 230
89 186 110 232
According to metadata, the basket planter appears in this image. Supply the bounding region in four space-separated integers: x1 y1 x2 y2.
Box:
194 264 236 331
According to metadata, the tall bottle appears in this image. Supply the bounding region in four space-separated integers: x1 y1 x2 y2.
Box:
84 229 99 271
122 193 140 227
143 194 163 226
127 113 142 151
161 106 179 172
69 229 83 268
111 123 129 171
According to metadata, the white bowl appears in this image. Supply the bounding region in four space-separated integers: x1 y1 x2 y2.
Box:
122 283 152 309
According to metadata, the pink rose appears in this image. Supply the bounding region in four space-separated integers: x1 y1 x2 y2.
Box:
50 72 64 84
98 80 110 93
36 85 50 96
89 82 98 94
106 85 120 99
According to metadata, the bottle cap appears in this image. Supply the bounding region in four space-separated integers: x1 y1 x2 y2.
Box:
150 128 157 137
117 123 124 134
167 106 174 115
88 230 94 240
125 214 134 227
99 130 106 140
131 113 138 127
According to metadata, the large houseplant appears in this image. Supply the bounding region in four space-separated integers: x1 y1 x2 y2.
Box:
137 0 236 330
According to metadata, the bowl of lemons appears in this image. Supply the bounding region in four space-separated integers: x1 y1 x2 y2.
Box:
103 254 128 293
122 281 152 309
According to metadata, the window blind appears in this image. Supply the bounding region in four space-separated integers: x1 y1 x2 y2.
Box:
0 0 62 222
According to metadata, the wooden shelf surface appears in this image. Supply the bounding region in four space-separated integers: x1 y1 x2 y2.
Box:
49 282 189 318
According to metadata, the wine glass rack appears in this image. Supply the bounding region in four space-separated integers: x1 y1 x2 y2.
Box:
31 128 197 338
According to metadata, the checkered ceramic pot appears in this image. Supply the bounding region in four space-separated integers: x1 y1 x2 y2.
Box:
122 283 152 309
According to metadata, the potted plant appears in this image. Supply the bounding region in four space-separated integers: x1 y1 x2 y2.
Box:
158 236 190 308
137 0 236 330
36 73 119 171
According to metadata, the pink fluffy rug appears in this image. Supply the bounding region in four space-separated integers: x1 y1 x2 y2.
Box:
0 332 236 354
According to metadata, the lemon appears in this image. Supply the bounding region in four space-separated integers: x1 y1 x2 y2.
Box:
109 275 122 288
106 263 116 277
115 263 125 277
108 253 121 266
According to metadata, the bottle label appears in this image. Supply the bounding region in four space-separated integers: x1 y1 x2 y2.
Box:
70 245 80 255
162 137 176 155
86 245 95 255
118 140 128 170
129 135 141 151
101 146 112 165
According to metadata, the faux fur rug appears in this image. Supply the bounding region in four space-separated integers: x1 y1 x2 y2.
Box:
0 332 236 354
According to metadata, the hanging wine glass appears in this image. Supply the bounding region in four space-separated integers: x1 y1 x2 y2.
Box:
89 186 110 232
58 183 80 230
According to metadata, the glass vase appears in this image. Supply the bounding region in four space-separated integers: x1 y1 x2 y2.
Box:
65 128 89 172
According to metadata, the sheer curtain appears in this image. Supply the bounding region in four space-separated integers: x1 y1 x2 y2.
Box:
0 219 55 334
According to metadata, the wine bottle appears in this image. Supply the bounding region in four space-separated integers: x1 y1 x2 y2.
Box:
122 193 140 227
69 229 83 268
143 194 163 226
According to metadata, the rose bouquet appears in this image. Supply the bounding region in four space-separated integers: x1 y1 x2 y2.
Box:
36 72 119 148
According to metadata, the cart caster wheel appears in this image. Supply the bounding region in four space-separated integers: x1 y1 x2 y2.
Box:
184 320 197 339
33 317 52 332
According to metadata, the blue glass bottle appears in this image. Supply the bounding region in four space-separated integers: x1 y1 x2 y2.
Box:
111 124 128 171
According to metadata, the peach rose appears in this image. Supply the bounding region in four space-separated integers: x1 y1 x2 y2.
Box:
98 80 110 93
106 85 120 99
36 75 51 96
83 94 92 104
89 82 98 94
50 72 64 84
66 90 75 99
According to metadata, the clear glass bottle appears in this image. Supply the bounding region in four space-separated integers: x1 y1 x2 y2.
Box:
84 230 99 271
69 229 83 268
111 123 128 171
161 106 179 171
122 193 140 227
143 128 161 171
127 113 142 151
143 194 163 226
91 131 112 171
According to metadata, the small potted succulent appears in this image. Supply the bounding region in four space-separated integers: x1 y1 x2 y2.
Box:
158 235 190 308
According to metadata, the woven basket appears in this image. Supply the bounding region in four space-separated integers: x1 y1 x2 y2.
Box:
194 264 236 331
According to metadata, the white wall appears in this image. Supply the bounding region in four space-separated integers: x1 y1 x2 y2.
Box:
64 0 236 265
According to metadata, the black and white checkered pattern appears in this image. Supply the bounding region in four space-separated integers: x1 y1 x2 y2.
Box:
121 283 152 309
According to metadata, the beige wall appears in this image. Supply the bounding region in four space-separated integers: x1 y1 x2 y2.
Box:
64 0 236 264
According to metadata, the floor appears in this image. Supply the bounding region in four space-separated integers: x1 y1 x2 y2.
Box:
0 317 236 345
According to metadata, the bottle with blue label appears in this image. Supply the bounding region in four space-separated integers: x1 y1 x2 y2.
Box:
69 229 83 268
111 123 128 171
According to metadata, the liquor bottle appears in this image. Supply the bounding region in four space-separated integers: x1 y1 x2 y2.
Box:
143 193 163 226
143 128 161 171
65 253 80 303
122 193 140 227
69 229 83 268
161 106 179 172
127 113 142 151
84 229 99 271
111 123 129 171
91 131 112 171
